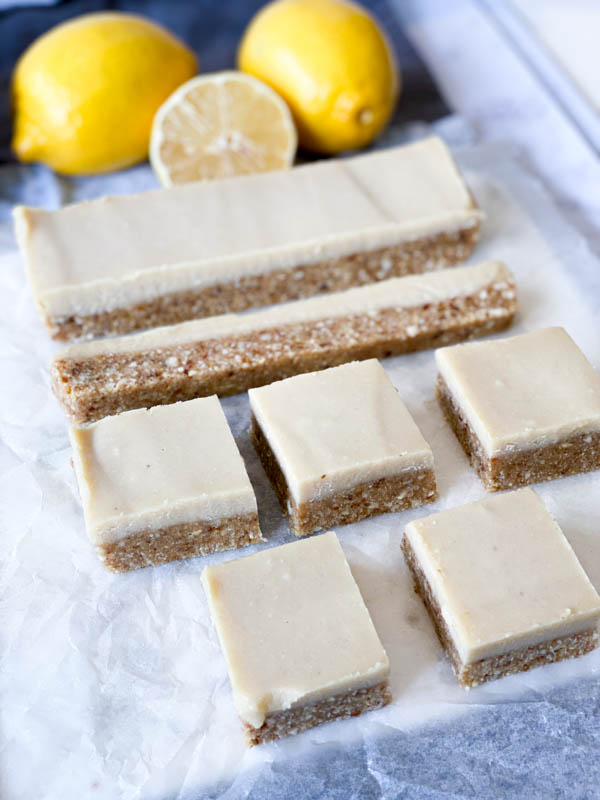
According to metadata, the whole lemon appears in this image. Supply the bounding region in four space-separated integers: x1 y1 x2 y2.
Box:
12 12 198 175
238 0 399 154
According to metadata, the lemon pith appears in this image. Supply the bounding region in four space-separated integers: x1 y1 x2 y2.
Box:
238 0 400 154
150 71 297 186
12 12 198 175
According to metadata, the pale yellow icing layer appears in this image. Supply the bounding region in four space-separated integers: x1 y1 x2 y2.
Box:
15 137 482 318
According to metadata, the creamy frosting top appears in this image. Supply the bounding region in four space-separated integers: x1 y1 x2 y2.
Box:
15 136 482 317
405 489 600 664
57 260 512 361
249 360 434 504
202 531 389 728
436 327 600 455
70 396 257 545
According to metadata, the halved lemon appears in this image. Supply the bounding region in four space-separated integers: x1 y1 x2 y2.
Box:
150 71 297 186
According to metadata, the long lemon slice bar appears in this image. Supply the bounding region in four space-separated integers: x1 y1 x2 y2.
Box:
16 136 482 342
51 261 517 425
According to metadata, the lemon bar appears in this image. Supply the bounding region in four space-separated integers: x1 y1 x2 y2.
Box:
202 531 391 745
69 396 263 571
15 137 482 342
402 489 600 688
52 260 517 425
436 327 600 491
249 360 437 536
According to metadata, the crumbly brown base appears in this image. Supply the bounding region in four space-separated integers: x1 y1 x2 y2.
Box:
52 279 516 425
436 375 600 491
98 512 263 573
244 680 392 746
251 414 438 536
401 534 599 688
46 225 480 342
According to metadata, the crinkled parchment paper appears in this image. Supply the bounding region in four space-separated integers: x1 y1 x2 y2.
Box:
1 143 600 799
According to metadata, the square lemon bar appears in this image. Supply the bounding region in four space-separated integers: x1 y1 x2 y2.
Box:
70 396 263 571
203 531 391 745
249 360 437 536
402 488 600 688
436 327 600 490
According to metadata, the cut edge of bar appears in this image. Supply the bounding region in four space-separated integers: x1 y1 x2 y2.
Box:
243 679 392 746
250 412 438 536
97 512 263 572
436 374 600 491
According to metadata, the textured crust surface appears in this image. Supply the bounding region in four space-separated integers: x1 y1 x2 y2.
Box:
98 512 263 573
251 414 438 536
436 375 600 491
401 534 599 688
52 279 516 425
46 225 480 342
244 680 392 746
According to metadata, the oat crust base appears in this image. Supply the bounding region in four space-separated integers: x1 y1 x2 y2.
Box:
251 414 438 536
98 512 263 573
48 226 480 342
401 534 599 688
244 680 392 746
436 375 600 491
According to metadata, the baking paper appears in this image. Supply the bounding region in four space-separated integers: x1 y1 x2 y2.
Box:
1 142 600 798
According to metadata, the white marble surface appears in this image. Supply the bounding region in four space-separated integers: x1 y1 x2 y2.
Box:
508 0 600 111
396 0 600 258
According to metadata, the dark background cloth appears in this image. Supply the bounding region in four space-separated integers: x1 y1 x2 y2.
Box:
0 0 449 164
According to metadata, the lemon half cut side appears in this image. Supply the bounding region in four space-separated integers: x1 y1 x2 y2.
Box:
150 71 297 186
